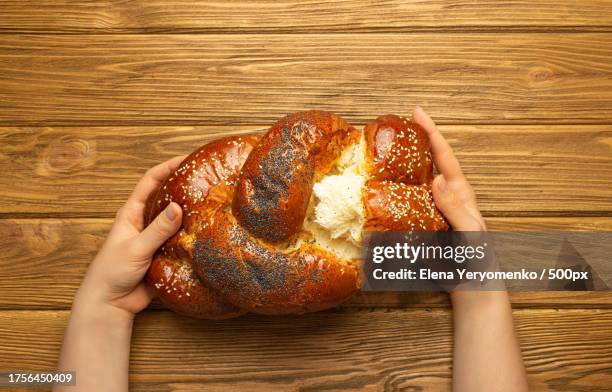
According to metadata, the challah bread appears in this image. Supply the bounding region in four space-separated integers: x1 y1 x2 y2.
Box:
145 136 259 319
145 111 447 319
362 115 448 232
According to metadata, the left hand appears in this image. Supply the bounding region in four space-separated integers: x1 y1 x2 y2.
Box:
74 156 185 318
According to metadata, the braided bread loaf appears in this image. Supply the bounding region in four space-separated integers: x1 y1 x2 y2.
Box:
145 111 448 319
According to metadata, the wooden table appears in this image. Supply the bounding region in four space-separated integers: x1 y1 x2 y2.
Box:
1 1 611 391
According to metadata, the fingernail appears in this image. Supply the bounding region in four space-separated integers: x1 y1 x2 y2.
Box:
165 203 177 221
412 105 425 120
437 175 448 193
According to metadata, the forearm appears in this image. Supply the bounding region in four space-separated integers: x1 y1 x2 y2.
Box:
450 291 528 392
54 293 134 392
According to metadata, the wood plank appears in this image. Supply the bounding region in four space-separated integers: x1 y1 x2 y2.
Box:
1 34 612 126
0 309 610 391
1 125 611 216
1 1 611 33
1 217 610 310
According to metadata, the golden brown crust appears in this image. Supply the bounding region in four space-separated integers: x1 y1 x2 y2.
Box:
192 184 360 314
146 254 244 319
145 135 258 319
233 111 359 243
146 135 260 230
364 114 433 184
362 114 448 232
363 180 448 231
145 111 448 320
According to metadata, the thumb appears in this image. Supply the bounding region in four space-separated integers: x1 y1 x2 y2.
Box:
133 202 182 258
432 175 483 231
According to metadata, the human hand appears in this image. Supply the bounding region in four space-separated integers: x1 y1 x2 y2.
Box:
411 107 499 294
411 106 486 232
56 156 186 392
74 156 185 319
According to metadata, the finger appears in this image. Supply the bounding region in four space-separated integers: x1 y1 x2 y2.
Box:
126 155 186 207
116 155 186 229
131 202 182 258
432 175 483 231
412 106 464 181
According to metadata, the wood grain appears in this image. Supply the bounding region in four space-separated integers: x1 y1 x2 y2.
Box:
1 34 612 126
0 309 610 391
1 217 610 310
0 2 610 392
1 1 611 33
1 125 611 216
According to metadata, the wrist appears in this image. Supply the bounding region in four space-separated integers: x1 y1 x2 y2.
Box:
67 298 135 352
71 283 136 328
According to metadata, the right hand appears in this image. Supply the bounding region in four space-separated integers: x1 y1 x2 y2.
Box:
412 106 486 232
